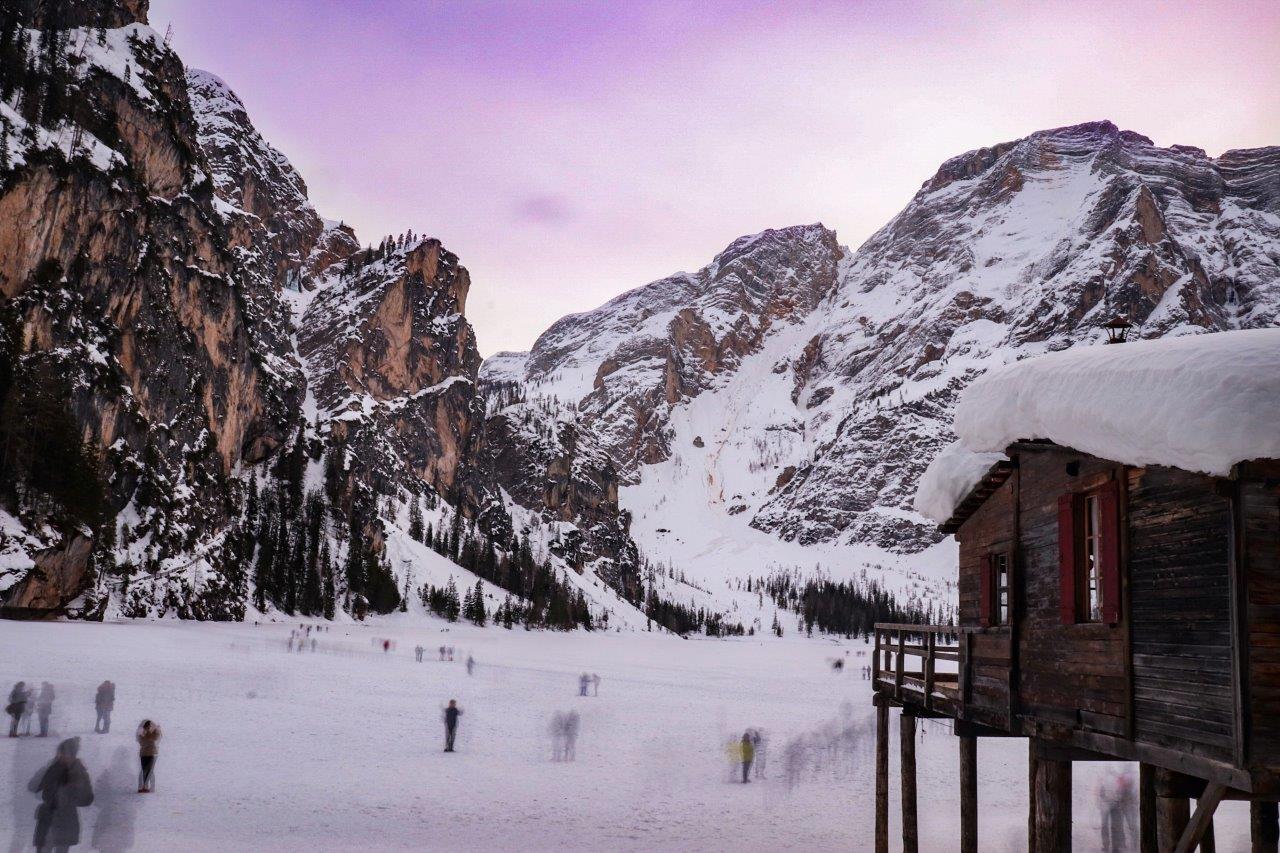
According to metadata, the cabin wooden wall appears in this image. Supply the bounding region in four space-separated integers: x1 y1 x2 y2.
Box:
1014 449 1129 735
956 476 1015 727
1127 465 1235 763
1241 463 1280 776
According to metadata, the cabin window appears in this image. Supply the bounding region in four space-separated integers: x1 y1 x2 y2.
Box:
979 550 1012 628
1083 494 1103 622
993 553 1010 626
1058 480 1122 625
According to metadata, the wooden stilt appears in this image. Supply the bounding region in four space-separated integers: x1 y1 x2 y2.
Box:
959 734 977 853
1157 791 1190 853
1252 801 1279 853
1030 742 1071 853
1140 763 1158 853
1028 749 1039 853
1173 782 1225 853
874 696 889 853
900 712 918 853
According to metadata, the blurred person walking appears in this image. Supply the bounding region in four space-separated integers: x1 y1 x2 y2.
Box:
29 736 94 852
94 682 115 734
740 731 755 783
750 728 767 779
442 700 462 752
135 721 162 793
7 680 29 737
563 711 580 762
466 655 475 676
549 712 566 762
90 746 139 852
578 673 590 697
591 674 600 696
37 682 55 738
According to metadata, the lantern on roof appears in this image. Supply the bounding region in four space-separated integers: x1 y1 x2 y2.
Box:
1102 315 1132 345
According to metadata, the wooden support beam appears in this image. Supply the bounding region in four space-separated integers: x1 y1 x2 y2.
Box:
1173 783 1225 853
1141 763 1158 853
875 697 888 853
1252 801 1279 853
1029 742 1071 853
959 734 977 853
901 712 919 853
1028 749 1038 853
1157 789 1190 853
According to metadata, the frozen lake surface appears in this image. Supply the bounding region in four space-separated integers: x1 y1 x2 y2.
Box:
1 619 1253 851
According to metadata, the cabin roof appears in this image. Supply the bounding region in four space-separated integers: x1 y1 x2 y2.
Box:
916 329 1280 526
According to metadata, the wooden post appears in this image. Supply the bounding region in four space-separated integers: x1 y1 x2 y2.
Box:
1173 782 1225 853
901 712 919 853
1157 791 1190 853
1028 749 1038 853
959 734 977 853
873 628 881 685
895 629 905 701
924 631 936 709
1140 763 1158 853
1030 741 1071 853
874 696 889 853
1252 801 1279 853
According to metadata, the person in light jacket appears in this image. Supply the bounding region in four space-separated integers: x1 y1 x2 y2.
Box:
740 731 756 783
29 736 94 851
136 720 162 793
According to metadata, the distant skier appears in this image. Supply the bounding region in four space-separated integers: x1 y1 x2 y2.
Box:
37 682 55 737
136 719 162 792
95 680 116 734
591 674 600 696
466 655 475 676
443 700 462 752
7 680 29 737
415 645 424 663
29 736 94 850
740 731 755 783
578 673 590 697
438 645 446 661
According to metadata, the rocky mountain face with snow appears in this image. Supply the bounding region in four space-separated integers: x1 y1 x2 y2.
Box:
494 121 1280 580
0 1 639 619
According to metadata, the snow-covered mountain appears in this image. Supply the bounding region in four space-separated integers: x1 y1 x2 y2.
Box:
0 1 640 624
488 121 1280 599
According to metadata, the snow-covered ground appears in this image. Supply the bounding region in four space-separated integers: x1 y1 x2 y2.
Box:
1 620 1254 851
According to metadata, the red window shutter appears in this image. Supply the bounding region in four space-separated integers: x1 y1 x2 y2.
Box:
1098 479 1122 625
1057 494 1078 624
978 554 992 628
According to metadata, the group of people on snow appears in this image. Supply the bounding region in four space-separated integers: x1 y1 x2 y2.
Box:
549 711 581 761
8 677 165 851
577 672 601 696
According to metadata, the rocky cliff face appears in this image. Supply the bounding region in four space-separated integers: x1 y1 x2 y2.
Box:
496 121 1280 592
0 3 641 619
0 7 306 613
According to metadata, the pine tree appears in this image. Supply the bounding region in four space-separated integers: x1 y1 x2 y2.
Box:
321 540 336 620
444 576 460 622
408 495 424 542
471 580 486 626
462 584 475 622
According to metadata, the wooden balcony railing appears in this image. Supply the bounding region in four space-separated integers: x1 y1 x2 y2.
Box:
872 622 974 715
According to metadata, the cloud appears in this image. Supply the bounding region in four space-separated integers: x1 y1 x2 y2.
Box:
512 193 576 226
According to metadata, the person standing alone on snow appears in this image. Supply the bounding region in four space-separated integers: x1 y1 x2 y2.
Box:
443 700 462 752
94 681 115 734
136 720 162 792
29 736 94 851
740 731 755 783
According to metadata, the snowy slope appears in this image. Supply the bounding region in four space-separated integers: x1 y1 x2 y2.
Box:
491 121 1280 606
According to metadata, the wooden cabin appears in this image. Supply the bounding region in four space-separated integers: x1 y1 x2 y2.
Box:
873 441 1280 853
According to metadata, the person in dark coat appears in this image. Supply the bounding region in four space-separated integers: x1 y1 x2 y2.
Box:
36 683 55 737
7 681 29 738
443 700 462 752
94 682 115 734
28 736 94 851
740 731 755 783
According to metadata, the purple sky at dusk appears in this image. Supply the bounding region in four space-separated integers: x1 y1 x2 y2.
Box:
150 0 1280 356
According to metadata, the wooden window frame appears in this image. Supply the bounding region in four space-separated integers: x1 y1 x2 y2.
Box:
979 547 1013 629
1058 479 1122 626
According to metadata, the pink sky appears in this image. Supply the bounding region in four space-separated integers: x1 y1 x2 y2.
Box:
150 0 1280 356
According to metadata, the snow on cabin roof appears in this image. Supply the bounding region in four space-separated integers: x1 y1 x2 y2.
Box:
915 328 1280 525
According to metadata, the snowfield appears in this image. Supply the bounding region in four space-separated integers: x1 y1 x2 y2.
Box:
1 620 1254 851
